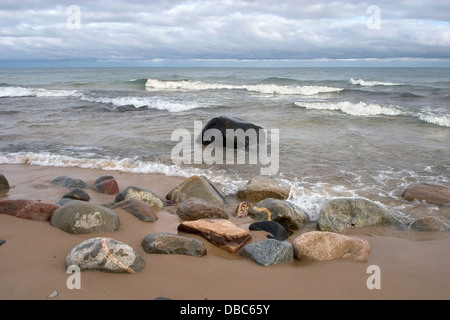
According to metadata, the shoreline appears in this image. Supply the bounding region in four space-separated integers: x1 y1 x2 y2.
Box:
0 163 449 300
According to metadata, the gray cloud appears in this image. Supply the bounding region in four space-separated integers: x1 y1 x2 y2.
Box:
0 0 449 66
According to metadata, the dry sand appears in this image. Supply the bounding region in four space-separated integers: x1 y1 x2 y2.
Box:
0 163 449 300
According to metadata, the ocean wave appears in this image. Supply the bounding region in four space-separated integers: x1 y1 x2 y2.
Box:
419 113 450 127
0 86 78 98
145 79 343 96
0 152 244 195
294 101 404 117
350 78 403 86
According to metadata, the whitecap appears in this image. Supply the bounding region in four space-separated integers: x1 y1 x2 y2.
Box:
294 101 404 117
349 78 403 86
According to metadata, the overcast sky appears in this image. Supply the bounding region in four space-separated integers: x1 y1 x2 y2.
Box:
1 0 449 67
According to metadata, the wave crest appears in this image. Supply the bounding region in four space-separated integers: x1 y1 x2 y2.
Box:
294 101 404 117
350 78 403 86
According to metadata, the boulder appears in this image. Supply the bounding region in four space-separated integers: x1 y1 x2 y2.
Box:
197 115 264 150
176 197 228 221
235 201 250 218
166 175 226 207
111 199 158 222
249 198 309 231
317 198 398 233
402 183 450 205
292 231 370 262
408 216 450 232
178 219 252 253
51 175 87 189
236 176 290 203
240 239 294 266
66 237 145 273
0 240 6 246
91 176 119 195
0 199 59 221
141 232 207 257
249 221 292 241
51 200 120 234
63 188 90 202
0 174 10 191
114 186 164 208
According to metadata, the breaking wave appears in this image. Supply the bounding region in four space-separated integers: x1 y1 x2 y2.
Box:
350 78 403 86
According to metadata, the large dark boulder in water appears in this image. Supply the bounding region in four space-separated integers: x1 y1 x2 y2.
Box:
197 116 265 149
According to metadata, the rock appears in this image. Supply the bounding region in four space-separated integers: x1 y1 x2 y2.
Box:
176 197 228 221
56 198 73 206
66 237 145 273
197 116 264 149
91 176 119 195
240 239 294 266
63 188 90 202
402 183 450 205
235 201 250 218
166 175 226 207
249 198 309 231
51 175 87 189
141 232 207 257
114 186 164 208
409 216 450 231
178 219 252 253
51 200 120 234
0 240 6 246
317 198 398 233
292 231 370 262
111 199 158 222
0 199 59 221
0 174 10 191
236 176 290 202
249 221 292 241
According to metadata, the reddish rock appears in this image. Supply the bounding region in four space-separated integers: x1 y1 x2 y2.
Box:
92 176 119 195
178 219 252 253
409 216 450 232
111 199 158 222
0 199 59 221
402 183 450 205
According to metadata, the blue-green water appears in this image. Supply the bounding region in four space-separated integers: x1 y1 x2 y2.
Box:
0 67 449 219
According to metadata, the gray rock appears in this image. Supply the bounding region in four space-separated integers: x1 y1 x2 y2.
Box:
249 198 309 230
114 186 164 208
142 232 207 257
317 198 398 233
51 175 87 189
0 174 10 191
0 240 6 246
166 175 226 207
409 216 450 231
176 197 228 221
66 237 145 273
51 200 120 234
240 239 294 266
63 188 90 201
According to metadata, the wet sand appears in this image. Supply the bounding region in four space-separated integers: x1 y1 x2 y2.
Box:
0 164 449 300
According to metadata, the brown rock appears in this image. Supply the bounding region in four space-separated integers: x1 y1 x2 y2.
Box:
402 183 450 205
236 176 290 203
111 199 158 222
292 231 370 262
92 176 119 195
176 197 227 221
409 216 450 231
0 199 59 221
178 219 252 253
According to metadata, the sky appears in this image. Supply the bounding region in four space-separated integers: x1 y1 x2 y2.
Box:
0 0 449 67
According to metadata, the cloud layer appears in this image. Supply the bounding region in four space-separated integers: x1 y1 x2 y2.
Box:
1 0 449 66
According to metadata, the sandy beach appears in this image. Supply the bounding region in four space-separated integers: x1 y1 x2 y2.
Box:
0 163 449 301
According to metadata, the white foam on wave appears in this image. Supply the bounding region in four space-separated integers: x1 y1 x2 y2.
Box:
419 113 450 127
350 78 403 86
0 152 244 195
145 79 343 96
79 94 205 112
0 86 78 98
294 101 404 117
